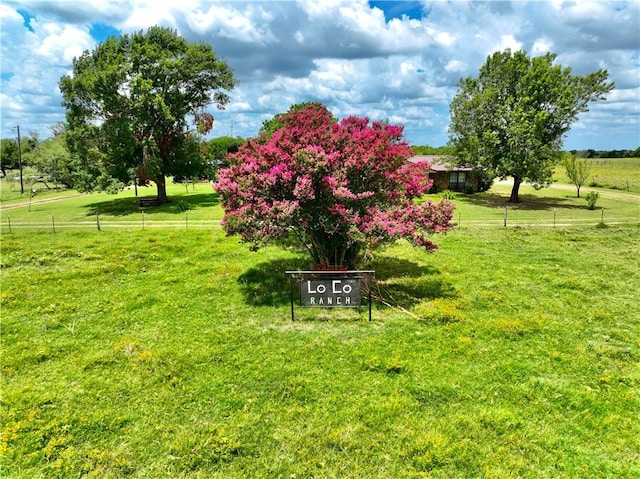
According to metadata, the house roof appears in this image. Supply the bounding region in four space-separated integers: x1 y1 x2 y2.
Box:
407 155 473 172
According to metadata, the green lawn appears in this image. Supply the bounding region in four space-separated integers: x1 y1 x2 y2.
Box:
2 220 639 477
2 180 639 232
0 182 223 228
446 182 640 227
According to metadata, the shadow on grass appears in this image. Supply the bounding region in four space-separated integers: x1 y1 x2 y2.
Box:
85 193 219 216
371 255 456 309
455 191 586 211
238 254 454 310
238 256 309 307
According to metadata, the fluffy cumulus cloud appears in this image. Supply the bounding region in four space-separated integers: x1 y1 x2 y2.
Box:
1 0 638 149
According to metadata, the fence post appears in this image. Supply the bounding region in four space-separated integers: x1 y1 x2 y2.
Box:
52 215 55 233
601 207 604 224
185 211 188 229
96 212 101 231
503 206 508 227
553 208 556 227
7 216 11 233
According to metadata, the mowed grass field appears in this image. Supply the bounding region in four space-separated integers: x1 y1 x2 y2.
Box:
2 225 639 478
553 157 640 193
1 163 639 478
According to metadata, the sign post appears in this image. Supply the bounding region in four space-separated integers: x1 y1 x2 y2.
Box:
286 270 374 321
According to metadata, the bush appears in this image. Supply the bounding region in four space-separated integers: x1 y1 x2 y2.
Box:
441 190 457 200
585 191 600 210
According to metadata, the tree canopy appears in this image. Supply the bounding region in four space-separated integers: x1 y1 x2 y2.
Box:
215 103 454 269
59 26 237 202
23 132 73 189
0 139 20 177
449 49 614 202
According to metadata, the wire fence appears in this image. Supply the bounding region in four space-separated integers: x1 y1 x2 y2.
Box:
1 208 638 234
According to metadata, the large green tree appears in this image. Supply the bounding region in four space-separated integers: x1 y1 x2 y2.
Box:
449 49 613 202
59 26 236 203
1 131 39 180
23 128 75 189
204 136 245 172
0 139 19 178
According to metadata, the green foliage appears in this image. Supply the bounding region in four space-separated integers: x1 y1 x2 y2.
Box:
59 26 237 203
562 154 591 197
1 138 20 174
411 145 454 155
441 190 457 200
585 191 600 210
1 132 39 176
22 132 75 188
204 136 246 174
449 49 614 203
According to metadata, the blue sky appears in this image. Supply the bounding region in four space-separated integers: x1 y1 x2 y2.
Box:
369 1 424 21
1 0 638 150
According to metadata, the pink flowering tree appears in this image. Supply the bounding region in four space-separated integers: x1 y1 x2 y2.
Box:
215 103 454 269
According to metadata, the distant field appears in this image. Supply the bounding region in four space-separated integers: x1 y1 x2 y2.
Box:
554 157 640 193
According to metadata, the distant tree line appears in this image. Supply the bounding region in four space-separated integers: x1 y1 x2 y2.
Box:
0 128 244 192
413 146 640 159
411 145 454 156
569 148 640 158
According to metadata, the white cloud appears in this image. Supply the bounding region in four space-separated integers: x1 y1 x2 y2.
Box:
444 60 465 73
187 3 275 44
34 23 94 63
532 38 553 54
495 34 523 53
0 0 638 150
121 6 177 31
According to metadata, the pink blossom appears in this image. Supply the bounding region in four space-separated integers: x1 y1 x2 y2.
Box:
216 103 454 267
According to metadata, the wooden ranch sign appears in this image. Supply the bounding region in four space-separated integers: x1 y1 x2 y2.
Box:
286 270 374 321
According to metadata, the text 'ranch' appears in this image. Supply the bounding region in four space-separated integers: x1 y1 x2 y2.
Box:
299 278 361 307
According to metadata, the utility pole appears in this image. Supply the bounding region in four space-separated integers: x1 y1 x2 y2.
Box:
15 125 24 195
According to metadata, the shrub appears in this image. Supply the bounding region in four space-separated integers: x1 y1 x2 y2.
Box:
441 190 457 200
585 191 599 210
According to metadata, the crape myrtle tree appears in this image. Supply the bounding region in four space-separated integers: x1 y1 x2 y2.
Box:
59 26 236 203
215 103 455 269
449 49 613 202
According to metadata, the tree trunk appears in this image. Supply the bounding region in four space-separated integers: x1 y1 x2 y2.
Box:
155 175 168 204
576 186 581 198
509 176 522 203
